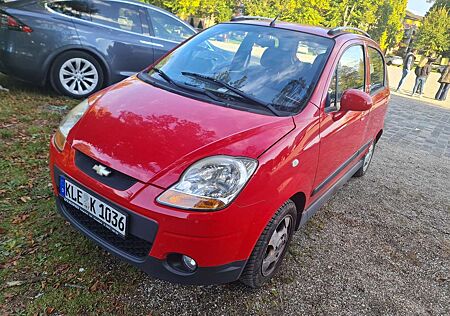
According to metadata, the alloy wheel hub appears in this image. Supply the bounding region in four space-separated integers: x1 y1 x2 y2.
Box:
59 58 98 95
262 215 292 277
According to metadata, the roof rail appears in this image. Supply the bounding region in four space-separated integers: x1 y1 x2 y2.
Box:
327 26 371 38
230 16 273 22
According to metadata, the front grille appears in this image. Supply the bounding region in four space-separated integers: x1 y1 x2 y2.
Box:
62 200 152 259
75 150 138 191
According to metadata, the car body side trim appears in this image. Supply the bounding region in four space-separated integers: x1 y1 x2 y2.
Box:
298 158 363 228
140 40 164 47
311 140 371 197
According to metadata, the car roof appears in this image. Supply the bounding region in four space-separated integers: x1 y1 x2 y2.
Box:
227 19 381 49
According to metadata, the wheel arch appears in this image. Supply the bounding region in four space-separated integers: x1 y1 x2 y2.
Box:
375 129 383 143
289 192 307 230
44 46 111 87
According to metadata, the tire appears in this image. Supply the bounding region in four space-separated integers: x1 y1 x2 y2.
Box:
240 200 297 288
50 51 104 99
354 140 375 177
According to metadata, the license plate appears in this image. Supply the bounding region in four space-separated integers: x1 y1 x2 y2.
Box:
59 176 127 237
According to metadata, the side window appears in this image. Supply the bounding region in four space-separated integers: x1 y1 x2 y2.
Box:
47 1 91 20
368 47 385 94
149 9 194 42
326 45 365 110
89 0 143 33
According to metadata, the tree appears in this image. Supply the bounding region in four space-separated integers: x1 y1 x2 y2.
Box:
368 0 408 51
240 0 330 26
197 0 234 23
427 0 450 11
140 0 409 53
414 7 450 56
141 0 234 23
326 0 382 30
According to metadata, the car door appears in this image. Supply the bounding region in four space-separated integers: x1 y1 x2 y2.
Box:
146 8 195 61
72 0 156 83
366 46 389 145
311 42 368 197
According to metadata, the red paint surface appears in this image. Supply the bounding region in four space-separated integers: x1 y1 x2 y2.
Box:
49 23 389 267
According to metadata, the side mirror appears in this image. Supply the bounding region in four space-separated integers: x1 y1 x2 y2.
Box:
340 89 372 112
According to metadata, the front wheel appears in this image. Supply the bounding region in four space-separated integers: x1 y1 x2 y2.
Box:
240 200 296 288
354 140 375 177
51 51 104 99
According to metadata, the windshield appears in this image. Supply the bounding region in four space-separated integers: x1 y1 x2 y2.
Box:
143 23 334 115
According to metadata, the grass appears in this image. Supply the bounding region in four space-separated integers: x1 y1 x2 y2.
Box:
0 75 142 315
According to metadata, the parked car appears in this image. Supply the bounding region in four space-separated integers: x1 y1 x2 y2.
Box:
385 55 403 67
49 19 389 287
0 0 195 98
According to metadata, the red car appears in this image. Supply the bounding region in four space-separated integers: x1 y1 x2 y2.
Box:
49 18 389 287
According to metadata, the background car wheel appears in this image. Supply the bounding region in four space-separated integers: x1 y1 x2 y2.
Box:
51 51 104 99
354 141 375 177
240 200 297 288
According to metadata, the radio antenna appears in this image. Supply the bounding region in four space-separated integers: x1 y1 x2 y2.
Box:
270 15 279 27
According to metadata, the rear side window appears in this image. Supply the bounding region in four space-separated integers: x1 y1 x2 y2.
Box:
149 9 194 42
368 47 385 94
89 0 143 33
47 1 91 20
327 45 365 110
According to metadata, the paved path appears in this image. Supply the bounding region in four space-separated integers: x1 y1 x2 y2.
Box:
384 94 450 158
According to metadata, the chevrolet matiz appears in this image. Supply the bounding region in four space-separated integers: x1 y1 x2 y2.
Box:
49 17 389 288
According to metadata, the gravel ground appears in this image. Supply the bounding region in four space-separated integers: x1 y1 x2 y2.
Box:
121 97 450 315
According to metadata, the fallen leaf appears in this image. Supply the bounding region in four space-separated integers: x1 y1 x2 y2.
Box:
46 307 55 315
6 280 26 287
90 280 100 292
12 214 30 224
0 227 5 234
53 264 71 275
20 196 31 203
89 280 107 292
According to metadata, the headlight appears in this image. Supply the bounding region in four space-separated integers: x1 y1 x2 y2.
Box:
54 99 90 151
157 156 258 210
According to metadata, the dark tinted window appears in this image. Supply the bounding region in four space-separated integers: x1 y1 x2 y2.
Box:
368 47 385 93
149 9 194 42
47 0 91 20
90 0 143 33
327 45 365 110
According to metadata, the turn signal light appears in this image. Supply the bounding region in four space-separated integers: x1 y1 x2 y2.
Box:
54 129 66 151
157 190 225 210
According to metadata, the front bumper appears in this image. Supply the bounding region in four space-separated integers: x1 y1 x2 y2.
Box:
55 199 245 286
49 139 256 285
53 167 246 285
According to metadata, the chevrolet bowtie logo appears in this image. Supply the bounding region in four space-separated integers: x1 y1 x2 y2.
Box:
92 164 111 177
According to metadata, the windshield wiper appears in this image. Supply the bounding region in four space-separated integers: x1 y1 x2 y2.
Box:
152 67 176 85
181 71 281 116
150 68 230 105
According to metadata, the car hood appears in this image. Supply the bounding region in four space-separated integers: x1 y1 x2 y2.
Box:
70 76 295 186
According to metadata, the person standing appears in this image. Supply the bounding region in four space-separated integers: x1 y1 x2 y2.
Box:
411 59 432 97
435 62 450 101
396 49 416 92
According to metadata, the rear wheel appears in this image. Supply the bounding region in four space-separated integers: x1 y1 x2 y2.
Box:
51 51 104 99
240 200 296 288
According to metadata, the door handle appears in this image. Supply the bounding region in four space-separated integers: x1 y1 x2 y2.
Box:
139 40 164 48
